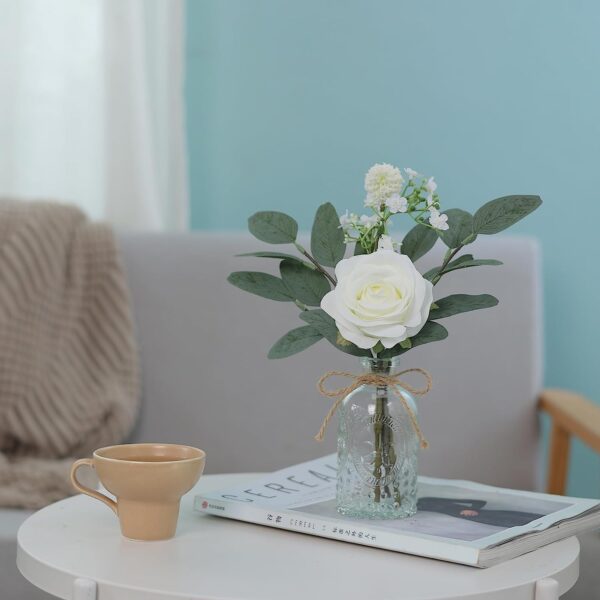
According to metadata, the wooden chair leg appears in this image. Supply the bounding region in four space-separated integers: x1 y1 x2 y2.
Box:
547 424 570 495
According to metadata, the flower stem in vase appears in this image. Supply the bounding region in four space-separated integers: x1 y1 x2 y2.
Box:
373 395 384 503
384 410 403 506
372 359 392 504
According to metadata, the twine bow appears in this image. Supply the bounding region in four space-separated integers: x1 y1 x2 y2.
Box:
315 368 433 448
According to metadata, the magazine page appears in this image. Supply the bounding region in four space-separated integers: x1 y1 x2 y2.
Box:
412 477 598 549
198 454 599 550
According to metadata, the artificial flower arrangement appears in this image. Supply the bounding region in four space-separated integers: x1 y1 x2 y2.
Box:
229 164 542 519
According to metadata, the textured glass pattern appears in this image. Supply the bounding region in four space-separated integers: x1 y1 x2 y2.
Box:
337 357 418 519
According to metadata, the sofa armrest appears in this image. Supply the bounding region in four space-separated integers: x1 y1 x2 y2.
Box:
538 389 600 495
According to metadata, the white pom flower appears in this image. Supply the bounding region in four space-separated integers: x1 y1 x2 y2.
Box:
405 167 419 179
321 249 433 349
386 194 408 214
363 194 378 208
364 163 404 206
359 214 379 228
429 208 449 231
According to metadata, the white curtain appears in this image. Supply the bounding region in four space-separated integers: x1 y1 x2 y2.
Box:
0 0 188 230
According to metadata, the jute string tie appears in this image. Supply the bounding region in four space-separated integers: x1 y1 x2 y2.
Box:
315 368 433 448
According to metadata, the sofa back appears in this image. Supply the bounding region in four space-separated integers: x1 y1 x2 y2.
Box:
117 233 542 490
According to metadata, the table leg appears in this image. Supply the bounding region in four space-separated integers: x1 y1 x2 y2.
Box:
535 578 559 600
73 578 97 600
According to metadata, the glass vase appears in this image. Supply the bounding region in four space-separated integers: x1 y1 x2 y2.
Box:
337 357 419 519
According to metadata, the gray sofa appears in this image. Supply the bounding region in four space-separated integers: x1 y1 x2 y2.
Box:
2 232 597 598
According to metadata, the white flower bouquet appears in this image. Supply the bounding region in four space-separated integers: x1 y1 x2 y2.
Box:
229 163 542 518
229 163 541 359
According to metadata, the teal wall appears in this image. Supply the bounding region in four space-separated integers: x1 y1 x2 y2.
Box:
185 0 600 497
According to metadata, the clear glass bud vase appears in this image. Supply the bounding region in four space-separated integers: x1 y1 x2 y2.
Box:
337 357 419 519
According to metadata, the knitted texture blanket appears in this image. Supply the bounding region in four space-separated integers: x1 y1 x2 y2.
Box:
0 202 139 508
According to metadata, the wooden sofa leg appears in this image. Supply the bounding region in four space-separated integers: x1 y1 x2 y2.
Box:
547 424 570 495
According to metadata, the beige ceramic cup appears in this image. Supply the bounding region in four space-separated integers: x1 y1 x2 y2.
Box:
71 443 206 541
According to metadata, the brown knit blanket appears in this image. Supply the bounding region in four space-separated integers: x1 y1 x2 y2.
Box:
0 201 139 509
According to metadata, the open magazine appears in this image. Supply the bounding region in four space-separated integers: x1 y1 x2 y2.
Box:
195 454 600 567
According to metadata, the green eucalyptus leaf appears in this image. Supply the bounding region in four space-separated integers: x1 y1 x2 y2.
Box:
227 271 294 301
268 326 323 359
447 254 474 268
279 260 330 306
248 211 298 244
423 256 502 281
437 209 476 249
430 294 499 319
401 224 438 261
473 195 542 235
423 267 440 282
311 203 346 266
423 253 475 279
372 341 385 354
236 251 311 267
444 258 503 273
300 309 370 356
409 321 449 348
379 321 449 358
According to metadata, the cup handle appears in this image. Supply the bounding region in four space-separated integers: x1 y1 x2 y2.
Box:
70 458 118 515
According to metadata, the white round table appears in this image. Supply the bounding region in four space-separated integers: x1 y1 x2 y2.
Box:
17 474 579 600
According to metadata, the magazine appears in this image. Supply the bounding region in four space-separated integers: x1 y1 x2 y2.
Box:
194 454 600 567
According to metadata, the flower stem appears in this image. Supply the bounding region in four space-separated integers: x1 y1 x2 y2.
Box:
371 359 392 505
294 243 337 286
374 395 384 503
431 245 463 285
294 299 308 311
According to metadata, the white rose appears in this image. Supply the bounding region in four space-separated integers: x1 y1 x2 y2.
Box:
321 249 433 349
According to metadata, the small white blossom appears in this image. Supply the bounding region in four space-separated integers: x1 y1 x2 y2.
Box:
426 194 435 207
339 210 358 230
386 194 408 214
359 214 379 228
425 177 437 194
429 208 449 231
377 234 394 251
405 167 419 179
364 163 404 205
